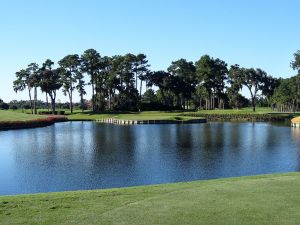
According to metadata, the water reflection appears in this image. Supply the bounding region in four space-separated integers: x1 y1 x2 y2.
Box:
0 121 300 195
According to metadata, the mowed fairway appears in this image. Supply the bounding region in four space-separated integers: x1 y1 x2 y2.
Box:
1 173 300 225
0 110 44 121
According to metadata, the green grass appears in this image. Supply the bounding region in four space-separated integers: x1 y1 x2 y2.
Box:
113 111 197 121
68 108 299 122
1 173 300 225
0 110 45 121
67 111 200 121
1 107 298 123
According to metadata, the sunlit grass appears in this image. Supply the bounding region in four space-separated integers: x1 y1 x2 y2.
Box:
2 107 298 122
1 173 300 225
67 111 202 121
0 110 44 121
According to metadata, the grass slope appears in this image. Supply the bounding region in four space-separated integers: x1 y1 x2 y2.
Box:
0 110 44 121
1 173 300 225
67 111 199 121
1 107 298 122
68 108 297 122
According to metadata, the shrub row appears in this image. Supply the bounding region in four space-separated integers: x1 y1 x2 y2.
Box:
180 113 289 122
140 102 183 111
0 116 68 130
0 102 9 110
38 111 65 115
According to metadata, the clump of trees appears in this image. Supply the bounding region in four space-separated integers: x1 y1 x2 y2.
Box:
13 49 300 113
271 50 300 112
0 99 9 110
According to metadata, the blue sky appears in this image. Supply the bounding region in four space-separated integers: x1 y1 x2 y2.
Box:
0 0 299 102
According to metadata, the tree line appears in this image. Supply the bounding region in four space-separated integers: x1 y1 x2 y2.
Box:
12 49 300 114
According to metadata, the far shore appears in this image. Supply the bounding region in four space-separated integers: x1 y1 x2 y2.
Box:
0 107 298 130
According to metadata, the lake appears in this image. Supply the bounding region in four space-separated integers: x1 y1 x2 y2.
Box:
1 121 300 195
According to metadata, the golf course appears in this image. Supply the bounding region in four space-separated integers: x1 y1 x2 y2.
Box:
1 173 300 225
1 1 300 224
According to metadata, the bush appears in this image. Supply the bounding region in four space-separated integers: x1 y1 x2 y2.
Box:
57 111 65 115
38 110 65 115
173 116 184 121
140 102 183 111
38 111 52 115
10 105 18 110
180 113 287 122
79 104 88 110
112 91 139 111
23 104 32 109
0 102 9 110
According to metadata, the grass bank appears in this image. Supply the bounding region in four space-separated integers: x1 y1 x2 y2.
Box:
68 108 296 122
1 108 298 126
67 111 201 122
1 173 300 225
0 110 67 130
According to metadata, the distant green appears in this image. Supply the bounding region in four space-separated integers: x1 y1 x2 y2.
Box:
67 107 275 121
0 107 298 124
67 110 200 121
67 107 300 121
1 173 300 225
1 107 296 123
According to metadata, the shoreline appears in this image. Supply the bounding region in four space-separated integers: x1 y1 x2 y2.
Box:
0 116 68 131
96 118 207 125
1 172 300 224
0 172 297 197
0 110 294 131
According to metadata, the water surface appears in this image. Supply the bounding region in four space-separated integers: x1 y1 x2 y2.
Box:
1 122 300 195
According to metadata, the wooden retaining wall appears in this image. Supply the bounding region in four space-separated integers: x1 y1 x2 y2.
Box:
96 118 207 125
291 123 300 128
